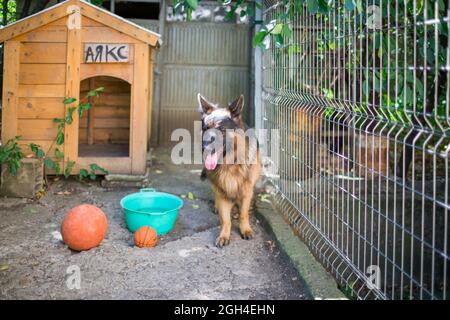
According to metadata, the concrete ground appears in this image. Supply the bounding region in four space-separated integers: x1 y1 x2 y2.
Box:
0 148 309 299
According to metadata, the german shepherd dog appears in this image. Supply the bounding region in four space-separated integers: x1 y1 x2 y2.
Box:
197 94 261 247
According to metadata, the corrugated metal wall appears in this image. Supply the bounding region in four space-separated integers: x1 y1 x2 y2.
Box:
157 21 251 145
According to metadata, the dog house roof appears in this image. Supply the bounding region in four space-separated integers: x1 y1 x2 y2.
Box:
0 0 161 46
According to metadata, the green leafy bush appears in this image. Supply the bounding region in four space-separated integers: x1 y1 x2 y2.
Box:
0 136 24 176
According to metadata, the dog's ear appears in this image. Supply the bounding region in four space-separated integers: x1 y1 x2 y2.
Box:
228 95 244 118
197 94 215 114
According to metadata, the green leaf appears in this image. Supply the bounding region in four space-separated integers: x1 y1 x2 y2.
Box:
186 7 193 20
322 88 334 100
78 102 92 118
274 33 284 48
270 23 284 35
56 131 65 146
54 162 61 175
278 12 289 20
90 163 109 175
253 30 268 48
90 163 101 171
307 0 319 14
44 158 55 169
29 143 39 153
66 107 76 125
88 0 103 6
64 160 76 178
288 44 301 55
88 162 109 181
186 0 198 10
8 161 20 176
29 143 45 159
79 169 89 180
356 0 363 12
317 0 329 13
345 0 356 11
55 148 64 160
36 149 45 158
282 24 291 39
63 97 76 105
225 4 238 21
87 87 104 97
0 136 24 176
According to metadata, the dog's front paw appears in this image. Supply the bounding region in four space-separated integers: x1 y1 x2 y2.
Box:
240 226 254 240
215 235 230 248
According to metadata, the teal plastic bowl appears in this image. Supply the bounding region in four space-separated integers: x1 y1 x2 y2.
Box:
120 188 183 235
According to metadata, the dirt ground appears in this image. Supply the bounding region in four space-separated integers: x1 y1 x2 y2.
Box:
0 148 308 299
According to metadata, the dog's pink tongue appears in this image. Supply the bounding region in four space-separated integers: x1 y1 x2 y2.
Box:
205 153 218 171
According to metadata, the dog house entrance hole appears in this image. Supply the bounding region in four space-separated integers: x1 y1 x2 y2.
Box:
78 76 131 157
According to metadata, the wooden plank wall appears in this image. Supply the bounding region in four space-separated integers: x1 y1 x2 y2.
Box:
78 17 133 147
15 18 68 159
2 15 150 175
79 76 131 145
13 16 134 157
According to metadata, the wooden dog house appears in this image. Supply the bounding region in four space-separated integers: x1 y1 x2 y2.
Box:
0 0 160 175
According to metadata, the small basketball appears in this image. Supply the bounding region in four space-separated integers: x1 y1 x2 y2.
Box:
134 226 158 248
61 204 108 251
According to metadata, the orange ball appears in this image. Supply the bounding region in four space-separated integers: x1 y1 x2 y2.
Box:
134 226 158 248
61 204 108 251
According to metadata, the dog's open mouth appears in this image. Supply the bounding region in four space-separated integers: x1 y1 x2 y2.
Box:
204 147 222 171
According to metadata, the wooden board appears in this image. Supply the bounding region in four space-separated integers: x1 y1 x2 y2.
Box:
0 0 159 45
79 3 159 46
79 128 130 143
147 49 154 149
82 16 105 27
82 94 130 106
47 17 72 26
20 43 67 64
0 1 72 43
80 76 131 93
17 119 58 140
131 43 150 174
79 118 130 128
17 97 65 119
94 105 130 118
18 84 65 98
64 12 82 166
75 157 132 175
82 27 140 44
19 64 66 85
13 25 68 43
80 63 133 83
1 41 20 142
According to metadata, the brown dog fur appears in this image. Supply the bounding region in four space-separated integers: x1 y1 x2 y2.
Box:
198 94 261 247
